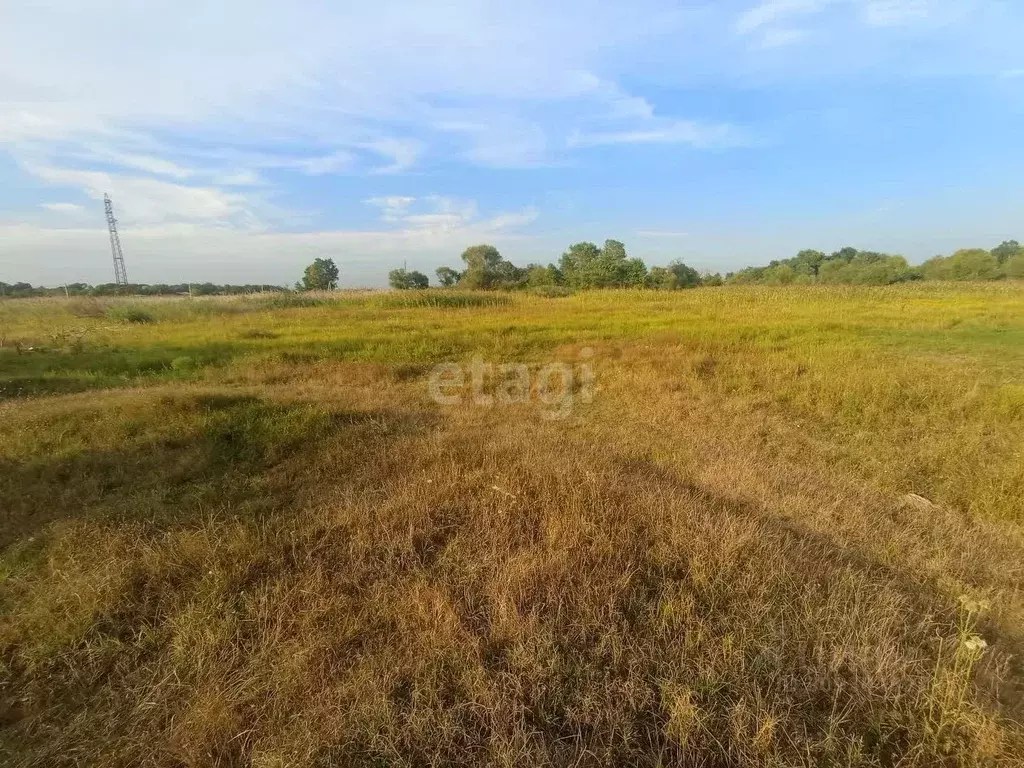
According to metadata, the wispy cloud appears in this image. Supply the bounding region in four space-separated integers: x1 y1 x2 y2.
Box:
736 0 827 36
40 202 85 214
758 27 812 48
860 0 933 27
26 163 264 229
364 195 536 235
569 120 750 149
636 229 689 238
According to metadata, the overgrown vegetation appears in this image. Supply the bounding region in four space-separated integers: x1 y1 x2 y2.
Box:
1 284 1023 766
422 238 1024 291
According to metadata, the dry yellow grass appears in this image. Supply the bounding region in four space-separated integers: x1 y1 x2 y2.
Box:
1 284 1023 766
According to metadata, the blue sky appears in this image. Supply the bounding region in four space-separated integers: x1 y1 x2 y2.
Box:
2 0 1023 286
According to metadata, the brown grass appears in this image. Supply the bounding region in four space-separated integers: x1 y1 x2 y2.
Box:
1 285 1023 766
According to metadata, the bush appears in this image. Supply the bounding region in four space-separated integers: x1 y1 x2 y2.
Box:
108 306 155 324
1004 253 1024 280
66 298 110 318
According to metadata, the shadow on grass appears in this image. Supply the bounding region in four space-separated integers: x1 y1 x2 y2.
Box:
0 392 433 550
0 344 242 400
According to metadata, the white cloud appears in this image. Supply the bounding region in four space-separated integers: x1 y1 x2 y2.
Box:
758 27 812 48
290 151 354 176
40 202 85 214
26 164 260 228
860 0 932 27
364 194 536 235
636 229 689 238
364 196 418 222
736 1 827 35
77 147 195 180
568 120 749 149
0 215 544 287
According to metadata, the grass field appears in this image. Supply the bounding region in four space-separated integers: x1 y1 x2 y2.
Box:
2 283 1024 766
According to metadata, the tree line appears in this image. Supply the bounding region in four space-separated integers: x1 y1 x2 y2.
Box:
727 241 1024 286
4 240 1022 298
386 239 1024 291
0 282 287 299
388 240 716 292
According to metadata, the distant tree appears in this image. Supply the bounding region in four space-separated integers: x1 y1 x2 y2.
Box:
701 271 724 287
459 244 503 289
559 242 602 288
622 257 649 287
558 239 644 288
1005 252 1024 279
435 266 462 288
647 266 676 289
389 268 430 290
831 247 860 263
301 258 339 291
792 249 826 278
992 240 1023 265
764 264 797 285
667 260 702 288
524 263 561 288
921 249 1001 281
492 260 527 289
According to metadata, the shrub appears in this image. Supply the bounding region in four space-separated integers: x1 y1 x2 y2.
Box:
108 306 155 324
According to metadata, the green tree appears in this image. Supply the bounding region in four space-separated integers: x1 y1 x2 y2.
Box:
459 244 503 289
667 260 702 288
435 266 461 288
922 249 1001 281
992 240 1022 265
763 264 796 285
559 242 602 288
1003 252 1024 279
389 268 429 290
622 257 649 287
301 258 339 291
647 266 676 289
524 263 561 288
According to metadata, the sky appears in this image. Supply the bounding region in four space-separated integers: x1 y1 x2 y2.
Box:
2 0 1024 287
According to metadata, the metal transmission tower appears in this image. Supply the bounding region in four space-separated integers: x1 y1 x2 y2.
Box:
103 193 129 286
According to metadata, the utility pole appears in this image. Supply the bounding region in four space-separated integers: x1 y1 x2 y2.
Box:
103 193 129 288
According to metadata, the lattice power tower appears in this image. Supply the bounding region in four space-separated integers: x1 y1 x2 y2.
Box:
103 193 129 286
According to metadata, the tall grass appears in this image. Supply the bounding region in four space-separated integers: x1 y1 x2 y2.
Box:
1 283 1023 766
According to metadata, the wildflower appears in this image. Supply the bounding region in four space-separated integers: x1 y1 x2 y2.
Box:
962 635 988 654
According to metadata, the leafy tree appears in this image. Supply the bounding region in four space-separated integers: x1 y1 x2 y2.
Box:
389 268 429 290
559 242 602 288
792 249 826 278
1005 252 1024 279
622 258 649 287
764 264 796 285
301 257 339 291
647 266 676 289
992 240 1022 265
558 239 644 288
524 263 561 288
435 266 462 288
667 260 702 288
459 244 504 289
921 249 1001 281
